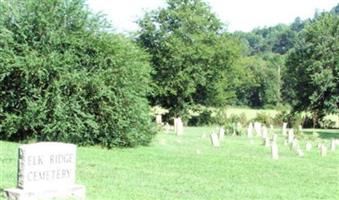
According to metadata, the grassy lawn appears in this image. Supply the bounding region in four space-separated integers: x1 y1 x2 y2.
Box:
1 127 339 200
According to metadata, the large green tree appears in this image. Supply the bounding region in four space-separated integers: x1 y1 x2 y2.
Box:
285 13 339 121
137 0 243 115
0 0 155 147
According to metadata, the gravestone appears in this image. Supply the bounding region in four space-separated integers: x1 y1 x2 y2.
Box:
254 122 261 136
287 129 294 144
282 122 287 136
155 114 162 125
271 134 278 143
261 126 268 139
164 123 171 133
298 125 302 132
330 139 336 151
210 132 220 147
291 138 299 151
320 144 327 157
174 117 184 136
247 124 254 144
219 127 225 141
271 142 279 160
297 149 304 157
5 142 85 200
306 142 312 151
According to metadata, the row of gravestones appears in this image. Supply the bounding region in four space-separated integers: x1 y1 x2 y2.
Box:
4 143 85 200
158 117 338 159
206 122 338 160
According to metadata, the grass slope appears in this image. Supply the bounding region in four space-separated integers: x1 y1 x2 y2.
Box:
1 127 339 200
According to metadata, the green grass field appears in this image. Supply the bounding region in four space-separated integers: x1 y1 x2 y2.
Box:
1 127 339 200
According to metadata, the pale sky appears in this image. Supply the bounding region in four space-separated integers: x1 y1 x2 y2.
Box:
86 0 338 33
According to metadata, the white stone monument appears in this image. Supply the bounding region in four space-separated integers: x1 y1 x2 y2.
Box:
287 129 294 144
262 126 268 139
282 122 287 136
330 139 336 151
219 127 225 141
271 142 279 160
5 142 85 200
210 132 220 147
298 125 302 132
247 124 254 144
271 134 278 143
305 142 312 151
155 114 162 125
174 117 184 136
320 144 327 157
297 149 304 157
254 122 261 136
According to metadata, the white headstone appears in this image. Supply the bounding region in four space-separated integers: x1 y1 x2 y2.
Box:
262 126 268 139
298 125 302 132
271 142 279 160
320 144 327 157
219 127 225 141
247 126 253 139
330 139 336 151
291 138 299 151
272 134 278 143
174 117 184 136
254 122 262 136
305 142 312 151
210 132 220 147
297 149 304 157
155 114 162 124
5 142 85 200
287 129 294 144
282 122 287 136
164 123 170 133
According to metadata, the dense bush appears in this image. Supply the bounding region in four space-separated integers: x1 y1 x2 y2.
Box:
185 105 217 126
0 0 156 147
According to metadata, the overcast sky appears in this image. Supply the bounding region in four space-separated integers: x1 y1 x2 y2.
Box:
86 0 338 33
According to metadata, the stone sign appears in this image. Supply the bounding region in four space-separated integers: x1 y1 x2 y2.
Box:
5 142 85 200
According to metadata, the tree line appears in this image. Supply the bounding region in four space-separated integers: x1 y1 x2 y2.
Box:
0 0 338 147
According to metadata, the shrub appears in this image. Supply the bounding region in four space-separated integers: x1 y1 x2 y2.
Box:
253 112 273 126
0 0 156 147
186 105 217 126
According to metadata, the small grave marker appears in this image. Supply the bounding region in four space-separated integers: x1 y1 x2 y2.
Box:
219 127 225 141
282 122 287 136
155 114 162 125
271 142 279 160
320 144 327 157
210 132 220 147
330 139 336 151
306 142 312 151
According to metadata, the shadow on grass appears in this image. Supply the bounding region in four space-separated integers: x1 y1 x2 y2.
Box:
304 129 339 139
0 188 6 199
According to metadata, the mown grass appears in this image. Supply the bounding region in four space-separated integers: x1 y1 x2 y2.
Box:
1 127 338 200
